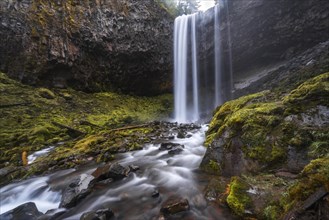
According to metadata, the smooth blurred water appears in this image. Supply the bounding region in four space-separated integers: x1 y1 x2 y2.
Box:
1 125 234 219
0 176 61 214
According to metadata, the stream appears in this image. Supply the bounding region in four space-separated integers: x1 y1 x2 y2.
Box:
0 125 234 219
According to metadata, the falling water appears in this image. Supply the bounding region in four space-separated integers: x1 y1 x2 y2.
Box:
174 13 201 123
174 15 188 122
191 15 199 122
214 4 222 107
225 0 234 98
174 3 230 123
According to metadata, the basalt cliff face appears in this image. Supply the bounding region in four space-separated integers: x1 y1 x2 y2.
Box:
0 0 173 95
199 0 329 97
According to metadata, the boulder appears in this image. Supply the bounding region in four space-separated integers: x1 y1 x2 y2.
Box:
80 208 114 220
0 202 42 220
59 174 94 208
159 142 185 155
91 162 130 182
160 198 190 216
159 143 184 151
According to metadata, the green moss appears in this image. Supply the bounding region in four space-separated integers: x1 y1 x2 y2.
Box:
202 159 221 175
283 157 329 213
205 91 272 146
283 72 329 113
263 205 280 220
73 135 105 152
205 73 329 168
38 88 56 99
308 141 329 158
226 176 252 216
0 72 173 168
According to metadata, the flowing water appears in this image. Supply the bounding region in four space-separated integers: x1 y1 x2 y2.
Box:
174 3 232 123
28 146 55 164
0 125 234 219
214 4 223 108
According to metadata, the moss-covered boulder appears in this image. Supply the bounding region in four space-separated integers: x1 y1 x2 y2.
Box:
201 73 329 219
201 72 329 176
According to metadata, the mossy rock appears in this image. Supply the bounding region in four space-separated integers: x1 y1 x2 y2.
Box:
226 176 252 216
203 72 329 175
203 72 329 219
283 72 329 113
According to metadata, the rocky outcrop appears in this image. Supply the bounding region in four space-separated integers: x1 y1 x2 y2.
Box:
201 73 329 219
0 0 173 95
198 0 329 98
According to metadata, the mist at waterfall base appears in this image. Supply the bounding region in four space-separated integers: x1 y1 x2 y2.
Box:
174 3 232 123
0 126 234 219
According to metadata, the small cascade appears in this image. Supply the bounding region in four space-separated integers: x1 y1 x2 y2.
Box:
0 176 61 214
174 3 232 123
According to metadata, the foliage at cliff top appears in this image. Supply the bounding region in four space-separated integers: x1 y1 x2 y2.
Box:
0 72 173 168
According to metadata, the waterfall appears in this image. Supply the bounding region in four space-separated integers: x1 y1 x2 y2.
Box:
174 3 230 123
214 4 222 108
174 14 200 123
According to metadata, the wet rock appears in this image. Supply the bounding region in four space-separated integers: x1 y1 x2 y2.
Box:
204 178 229 203
128 164 140 172
177 131 186 139
92 162 130 182
151 189 160 198
159 142 185 155
159 143 184 151
160 198 190 216
39 209 67 220
186 134 193 138
0 202 42 220
80 208 114 220
59 174 94 208
168 146 184 155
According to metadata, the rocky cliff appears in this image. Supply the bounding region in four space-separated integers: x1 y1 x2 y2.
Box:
198 0 329 98
0 0 173 95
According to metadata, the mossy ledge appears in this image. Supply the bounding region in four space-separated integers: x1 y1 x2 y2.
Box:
201 72 329 219
0 72 173 185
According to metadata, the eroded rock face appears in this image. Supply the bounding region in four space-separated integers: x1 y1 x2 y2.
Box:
198 0 329 97
0 0 173 95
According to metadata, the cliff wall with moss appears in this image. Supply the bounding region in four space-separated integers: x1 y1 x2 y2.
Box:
0 0 173 95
